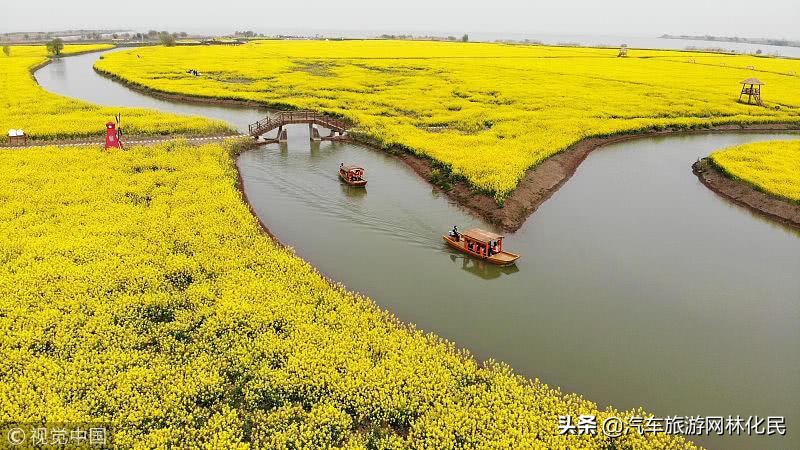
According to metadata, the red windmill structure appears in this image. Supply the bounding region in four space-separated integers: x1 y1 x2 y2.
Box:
105 113 123 150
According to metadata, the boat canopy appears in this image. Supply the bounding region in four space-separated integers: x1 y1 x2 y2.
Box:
460 228 504 243
341 165 364 173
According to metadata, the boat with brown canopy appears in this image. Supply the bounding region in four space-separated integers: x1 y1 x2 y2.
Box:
443 227 520 266
339 164 367 187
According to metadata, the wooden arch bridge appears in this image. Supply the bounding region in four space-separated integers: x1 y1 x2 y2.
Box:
248 111 351 142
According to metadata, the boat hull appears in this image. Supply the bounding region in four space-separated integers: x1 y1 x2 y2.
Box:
339 171 367 187
443 235 520 266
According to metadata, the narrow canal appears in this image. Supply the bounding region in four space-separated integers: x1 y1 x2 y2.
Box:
37 49 800 450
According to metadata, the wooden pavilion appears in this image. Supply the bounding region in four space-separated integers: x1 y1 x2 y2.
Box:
739 78 764 105
618 44 628 57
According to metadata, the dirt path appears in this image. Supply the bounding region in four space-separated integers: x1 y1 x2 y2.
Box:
693 158 800 229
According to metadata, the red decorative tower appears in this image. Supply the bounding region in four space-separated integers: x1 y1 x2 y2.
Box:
105 121 122 150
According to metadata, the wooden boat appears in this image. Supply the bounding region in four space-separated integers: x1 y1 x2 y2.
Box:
443 227 520 266
339 165 367 187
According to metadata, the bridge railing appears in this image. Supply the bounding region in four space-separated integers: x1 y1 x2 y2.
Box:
248 111 351 136
248 117 274 136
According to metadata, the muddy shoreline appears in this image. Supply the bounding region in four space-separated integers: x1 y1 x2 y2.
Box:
693 158 800 229
382 124 800 231
91 62 800 232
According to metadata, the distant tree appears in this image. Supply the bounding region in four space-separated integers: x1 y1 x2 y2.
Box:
179 31 188 38
112 33 118 39
147 30 159 39
462 33 469 42
159 32 176 47
2 46 10 57
755 49 763 55
46 38 64 56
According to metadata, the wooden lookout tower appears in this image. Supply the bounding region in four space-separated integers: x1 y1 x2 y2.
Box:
618 44 628 57
739 78 764 105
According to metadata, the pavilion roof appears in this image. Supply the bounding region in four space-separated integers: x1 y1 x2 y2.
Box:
740 78 765 85
461 228 504 243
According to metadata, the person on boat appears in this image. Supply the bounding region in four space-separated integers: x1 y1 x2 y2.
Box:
450 225 460 241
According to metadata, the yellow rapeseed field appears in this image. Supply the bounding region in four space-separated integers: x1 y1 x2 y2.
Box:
0 44 229 142
710 140 800 202
95 40 800 201
0 140 696 449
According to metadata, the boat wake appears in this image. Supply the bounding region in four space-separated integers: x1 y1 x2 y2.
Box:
242 164 438 248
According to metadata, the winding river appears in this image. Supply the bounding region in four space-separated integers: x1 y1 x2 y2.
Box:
36 50 800 450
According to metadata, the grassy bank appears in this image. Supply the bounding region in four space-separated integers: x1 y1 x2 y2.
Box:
95 40 800 201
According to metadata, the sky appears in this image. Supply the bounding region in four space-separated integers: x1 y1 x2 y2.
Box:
2 0 799 40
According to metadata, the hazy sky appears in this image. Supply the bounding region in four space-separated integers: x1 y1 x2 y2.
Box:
2 0 799 39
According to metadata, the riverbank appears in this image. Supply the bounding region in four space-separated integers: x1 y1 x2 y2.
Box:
356 124 800 231
230 139 285 244
87 66 800 231
94 65 281 109
427 124 800 231
693 157 800 229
